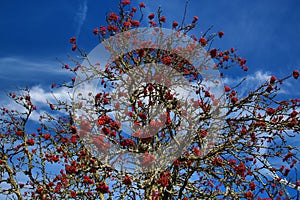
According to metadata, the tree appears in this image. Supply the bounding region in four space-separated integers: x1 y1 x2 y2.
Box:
0 1 299 199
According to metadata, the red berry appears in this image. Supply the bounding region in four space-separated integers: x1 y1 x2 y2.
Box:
224 86 231 92
293 70 299 79
218 31 224 38
93 28 99 35
121 0 130 5
139 2 145 8
192 16 199 23
148 13 155 20
72 44 77 51
199 38 207 46
270 75 276 84
69 37 76 44
231 97 238 104
172 21 179 28
159 16 166 23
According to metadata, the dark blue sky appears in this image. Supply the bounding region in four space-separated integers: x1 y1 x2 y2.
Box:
0 0 299 93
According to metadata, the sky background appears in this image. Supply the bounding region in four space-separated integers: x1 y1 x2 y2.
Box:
0 0 299 94
0 0 300 198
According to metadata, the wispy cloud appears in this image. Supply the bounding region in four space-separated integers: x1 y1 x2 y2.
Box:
0 57 64 75
0 85 71 122
75 0 88 37
0 56 71 93
222 70 298 97
29 85 71 122
30 85 70 105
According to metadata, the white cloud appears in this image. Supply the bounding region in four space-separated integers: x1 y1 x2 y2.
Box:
223 70 270 85
30 85 70 105
0 57 65 76
75 0 88 37
222 70 296 96
0 85 71 122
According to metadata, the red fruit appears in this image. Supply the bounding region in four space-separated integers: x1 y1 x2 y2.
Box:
97 183 110 193
218 31 224 38
138 113 147 120
224 86 231 92
249 182 256 191
16 131 24 136
240 59 247 66
103 98 109 104
244 191 254 199
148 20 156 26
162 56 173 65
70 191 76 198
50 104 55 110
26 139 35 146
293 70 299 79
212 157 223 166
192 16 199 23
109 12 119 21
266 107 276 115
148 13 155 20
131 7 137 12
159 16 166 23
43 134 51 139
71 44 77 51
51 83 56 88
266 85 273 93
270 75 276 84
93 28 99 35
121 0 130 5
290 110 298 118
284 168 290 176
97 115 111 125
240 126 247 135
130 20 140 27
123 21 131 27
204 91 210 97
210 49 218 58
70 135 77 143
69 37 76 44
193 147 201 156
100 26 106 32
229 158 236 165
199 38 207 46
172 21 179 28
231 90 236 96
70 126 77 134
223 55 229 62
107 25 118 32
139 2 145 8
122 176 132 185
200 130 207 138
231 97 238 104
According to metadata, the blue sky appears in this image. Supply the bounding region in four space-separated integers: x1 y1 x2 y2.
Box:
0 0 299 93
